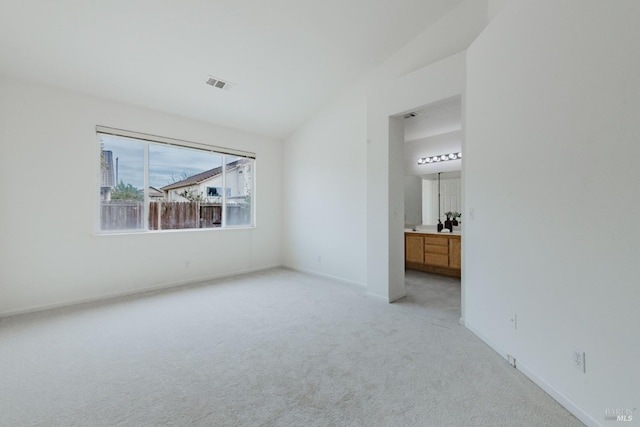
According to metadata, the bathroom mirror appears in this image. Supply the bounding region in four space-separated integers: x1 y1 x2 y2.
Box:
404 170 461 227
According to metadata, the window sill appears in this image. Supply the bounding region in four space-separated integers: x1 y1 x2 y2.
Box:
95 225 255 237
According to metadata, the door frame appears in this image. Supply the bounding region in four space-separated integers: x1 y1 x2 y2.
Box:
365 51 467 324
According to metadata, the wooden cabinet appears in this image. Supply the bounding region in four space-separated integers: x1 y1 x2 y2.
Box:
425 235 450 267
405 234 424 263
405 232 461 277
449 238 461 269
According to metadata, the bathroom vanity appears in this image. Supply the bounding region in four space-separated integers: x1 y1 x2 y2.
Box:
404 230 461 277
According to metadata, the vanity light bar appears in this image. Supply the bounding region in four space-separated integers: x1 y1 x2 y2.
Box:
418 152 462 165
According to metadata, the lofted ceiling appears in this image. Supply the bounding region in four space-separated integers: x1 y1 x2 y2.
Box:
0 0 463 139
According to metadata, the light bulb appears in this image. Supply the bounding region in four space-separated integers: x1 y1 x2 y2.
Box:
440 155 447 160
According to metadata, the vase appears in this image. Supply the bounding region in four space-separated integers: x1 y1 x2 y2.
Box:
452 218 459 226
444 218 453 232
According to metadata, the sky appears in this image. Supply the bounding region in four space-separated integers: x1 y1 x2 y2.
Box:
100 135 225 189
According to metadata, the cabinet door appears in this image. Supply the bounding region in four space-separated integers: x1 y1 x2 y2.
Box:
449 238 461 269
405 235 424 263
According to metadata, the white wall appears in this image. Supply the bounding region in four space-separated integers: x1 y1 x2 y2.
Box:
403 176 422 226
282 0 489 291
282 84 368 286
0 76 282 315
368 52 467 301
465 0 640 425
421 180 432 225
487 0 509 20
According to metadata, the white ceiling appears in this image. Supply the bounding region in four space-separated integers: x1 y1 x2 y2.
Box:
0 0 463 139
403 96 462 178
403 96 462 142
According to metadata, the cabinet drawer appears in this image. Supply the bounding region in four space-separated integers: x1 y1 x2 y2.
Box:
425 253 449 267
425 236 449 246
425 244 448 255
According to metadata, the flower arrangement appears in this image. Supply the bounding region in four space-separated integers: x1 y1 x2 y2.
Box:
444 211 462 226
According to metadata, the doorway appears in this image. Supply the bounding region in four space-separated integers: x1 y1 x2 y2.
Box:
402 96 462 230
365 51 465 318
402 97 463 317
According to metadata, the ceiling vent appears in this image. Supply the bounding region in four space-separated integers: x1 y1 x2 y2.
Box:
206 76 235 91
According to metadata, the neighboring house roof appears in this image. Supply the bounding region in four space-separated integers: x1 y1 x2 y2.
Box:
160 159 246 191
101 150 115 188
149 187 164 198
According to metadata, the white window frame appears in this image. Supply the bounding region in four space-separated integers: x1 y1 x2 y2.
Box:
96 126 256 234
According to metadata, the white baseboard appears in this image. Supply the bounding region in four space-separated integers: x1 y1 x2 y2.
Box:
283 265 366 289
389 291 407 303
464 320 510 363
364 291 406 304
465 321 601 427
283 265 408 304
0 265 283 318
516 361 602 427
284 265 406 303
365 292 389 303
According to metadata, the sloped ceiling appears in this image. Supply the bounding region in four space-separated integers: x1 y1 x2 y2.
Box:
0 0 463 139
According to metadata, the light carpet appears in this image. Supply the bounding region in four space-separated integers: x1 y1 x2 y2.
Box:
0 268 583 426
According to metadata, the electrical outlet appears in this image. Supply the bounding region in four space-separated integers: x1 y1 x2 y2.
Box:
573 349 586 373
507 354 517 368
469 208 475 220
510 314 517 330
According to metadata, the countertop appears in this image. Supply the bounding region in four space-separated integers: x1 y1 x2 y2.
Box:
404 229 461 236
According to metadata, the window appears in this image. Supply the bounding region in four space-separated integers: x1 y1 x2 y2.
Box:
206 187 231 197
98 128 254 233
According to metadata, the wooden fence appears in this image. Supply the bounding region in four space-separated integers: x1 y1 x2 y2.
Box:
102 201 248 230
200 204 223 228
149 202 222 230
226 204 251 226
101 201 144 231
